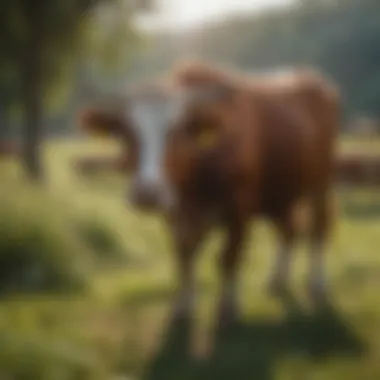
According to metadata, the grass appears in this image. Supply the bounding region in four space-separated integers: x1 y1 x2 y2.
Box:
0 135 379 379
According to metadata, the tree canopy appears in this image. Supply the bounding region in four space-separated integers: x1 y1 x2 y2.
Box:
0 0 151 178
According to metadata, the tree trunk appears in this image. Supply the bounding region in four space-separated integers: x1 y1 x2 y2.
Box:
22 58 44 181
21 4 45 182
66 60 88 136
0 108 10 141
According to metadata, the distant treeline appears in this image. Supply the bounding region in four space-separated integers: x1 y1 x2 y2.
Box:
127 0 380 130
2 0 379 140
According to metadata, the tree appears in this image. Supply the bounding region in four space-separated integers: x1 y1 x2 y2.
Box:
0 0 152 180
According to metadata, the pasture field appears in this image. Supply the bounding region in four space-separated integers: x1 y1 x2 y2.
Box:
0 136 379 380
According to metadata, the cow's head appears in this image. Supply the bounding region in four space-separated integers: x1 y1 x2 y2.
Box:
79 67 238 212
123 77 237 211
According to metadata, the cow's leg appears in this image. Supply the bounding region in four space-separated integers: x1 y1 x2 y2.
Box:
308 190 331 303
217 218 248 327
267 212 296 298
168 206 208 321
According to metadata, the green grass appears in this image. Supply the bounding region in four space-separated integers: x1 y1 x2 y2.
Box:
0 136 379 379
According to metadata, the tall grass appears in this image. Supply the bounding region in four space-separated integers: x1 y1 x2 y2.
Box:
0 137 378 379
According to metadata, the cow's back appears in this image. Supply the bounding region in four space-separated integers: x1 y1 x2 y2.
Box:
251 69 340 216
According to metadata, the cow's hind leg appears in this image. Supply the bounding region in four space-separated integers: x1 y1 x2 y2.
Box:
267 212 296 299
308 190 331 304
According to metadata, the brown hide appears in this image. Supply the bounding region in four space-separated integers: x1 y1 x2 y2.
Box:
168 64 340 221
159 63 341 327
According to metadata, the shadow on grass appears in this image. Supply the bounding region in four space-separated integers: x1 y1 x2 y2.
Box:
142 297 365 380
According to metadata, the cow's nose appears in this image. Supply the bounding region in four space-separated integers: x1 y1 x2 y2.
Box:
128 179 161 210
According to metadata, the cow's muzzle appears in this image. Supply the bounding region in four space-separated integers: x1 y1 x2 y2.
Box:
128 177 174 212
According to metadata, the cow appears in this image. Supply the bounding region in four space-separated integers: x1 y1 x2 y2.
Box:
79 62 340 327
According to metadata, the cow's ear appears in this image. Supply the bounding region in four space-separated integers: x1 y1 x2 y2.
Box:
78 107 127 138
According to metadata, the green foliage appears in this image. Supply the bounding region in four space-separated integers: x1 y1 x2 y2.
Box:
83 1 142 75
0 188 90 294
0 0 146 124
0 146 146 294
75 214 128 266
0 332 103 380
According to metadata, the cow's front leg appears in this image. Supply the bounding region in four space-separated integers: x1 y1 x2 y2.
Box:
217 216 248 328
308 191 331 305
267 212 296 298
167 205 209 322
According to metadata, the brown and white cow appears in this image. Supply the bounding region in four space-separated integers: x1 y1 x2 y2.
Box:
79 62 340 326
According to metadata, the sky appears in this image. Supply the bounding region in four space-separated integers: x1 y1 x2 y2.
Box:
136 0 293 31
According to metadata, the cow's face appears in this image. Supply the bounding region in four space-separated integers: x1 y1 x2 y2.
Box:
126 85 187 211
125 83 232 212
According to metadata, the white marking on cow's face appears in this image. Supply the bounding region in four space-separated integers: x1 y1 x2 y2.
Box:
127 92 188 209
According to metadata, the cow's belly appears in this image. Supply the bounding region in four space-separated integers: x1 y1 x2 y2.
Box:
257 168 311 218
